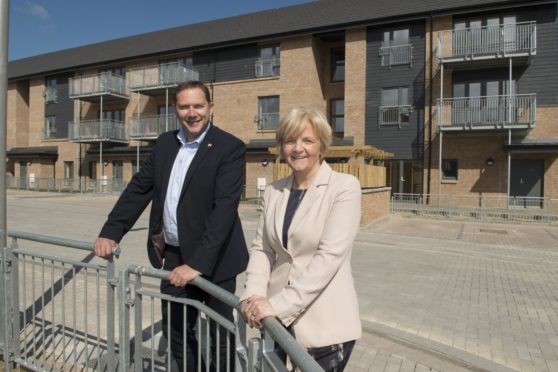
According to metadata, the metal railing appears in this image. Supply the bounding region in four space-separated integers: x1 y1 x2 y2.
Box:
255 59 280 78
1 232 323 371
2 231 120 371
128 114 180 140
379 44 413 68
6 176 129 194
438 21 536 61
379 105 413 127
68 119 128 142
128 62 199 91
391 193 558 224
69 73 128 98
437 94 536 130
256 113 280 131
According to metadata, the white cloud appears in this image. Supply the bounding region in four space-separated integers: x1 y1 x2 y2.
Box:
25 2 50 21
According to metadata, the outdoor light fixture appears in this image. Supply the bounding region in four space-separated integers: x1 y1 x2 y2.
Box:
261 159 269 167
27 160 32 166
104 160 109 167
485 158 495 166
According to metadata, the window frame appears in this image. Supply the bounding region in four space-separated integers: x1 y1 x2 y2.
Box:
44 115 57 139
330 47 345 82
329 98 345 137
442 159 459 180
257 96 280 131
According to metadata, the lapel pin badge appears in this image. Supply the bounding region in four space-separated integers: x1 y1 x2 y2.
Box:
207 143 213 148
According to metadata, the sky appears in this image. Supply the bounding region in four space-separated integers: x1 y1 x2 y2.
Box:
8 0 315 61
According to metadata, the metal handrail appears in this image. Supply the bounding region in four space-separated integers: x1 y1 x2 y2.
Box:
379 44 413 67
379 105 413 127
255 58 280 78
135 266 323 372
69 72 128 97
68 119 128 142
128 62 199 90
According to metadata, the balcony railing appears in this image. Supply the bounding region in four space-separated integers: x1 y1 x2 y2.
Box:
69 73 128 98
437 94 536 130
43 127 58 140
45 86 57 103
255 58 280 78
379 105 413 127
128 114 180 139
256 113 280 131
379 44 413 68
68 119 128 142
128 62 199 91
438 21 536 62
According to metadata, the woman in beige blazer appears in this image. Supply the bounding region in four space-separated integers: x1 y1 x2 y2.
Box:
241 107 361 371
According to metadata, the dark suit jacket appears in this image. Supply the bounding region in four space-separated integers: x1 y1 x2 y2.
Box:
99 125 248 283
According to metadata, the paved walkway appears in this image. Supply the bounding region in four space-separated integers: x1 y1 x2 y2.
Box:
5 190 558 371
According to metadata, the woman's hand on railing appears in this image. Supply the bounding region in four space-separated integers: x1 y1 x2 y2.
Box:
93 237 120 259
241 295 276 329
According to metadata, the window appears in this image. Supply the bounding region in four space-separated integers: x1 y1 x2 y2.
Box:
330 99 345 136
257 96 280 131
44 115 57 139
45 78 57 104
330 48 345 82
380 87 412 126
89 161 97 180
64 161 74 187
453 16 517 56
381 29 412 67
101 109 125 122
442 159 458 180
256 45 280 77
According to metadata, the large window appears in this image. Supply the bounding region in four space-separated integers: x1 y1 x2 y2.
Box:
453 16 517 56
256 45 280 77
380 87 412 126
329 99 345 136
101 109 125 122
380 28 412 67
44 115 57 139
45 78 57 104
330 48 345 82
257 96 280 131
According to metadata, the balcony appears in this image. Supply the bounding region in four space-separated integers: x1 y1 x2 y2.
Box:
255 58 280 78
256 113 279 131
69 73 129 101
379 44 413 68
128 114 180 140
437 94 536 131
128 62 199 92
438 22 536 65
45 86 57 104
68 119 128 143
379 105 413 127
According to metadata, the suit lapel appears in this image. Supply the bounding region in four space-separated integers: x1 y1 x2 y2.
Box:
179 125 215 200
287 162 332 243
274 175 293 250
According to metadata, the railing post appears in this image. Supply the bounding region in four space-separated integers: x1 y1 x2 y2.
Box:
106 256 117 371
118 269 131 372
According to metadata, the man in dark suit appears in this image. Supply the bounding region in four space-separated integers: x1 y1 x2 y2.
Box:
93 81 248 371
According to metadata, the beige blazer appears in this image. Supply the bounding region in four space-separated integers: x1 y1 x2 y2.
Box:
242 161 362 348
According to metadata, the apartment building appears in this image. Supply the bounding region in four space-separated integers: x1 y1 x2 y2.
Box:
6 0 558 202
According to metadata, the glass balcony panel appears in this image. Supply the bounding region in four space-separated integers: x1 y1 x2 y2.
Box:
69 73 128 98
255 58 280 78
68 119 127 142
128 62 199 90
128 114 180 139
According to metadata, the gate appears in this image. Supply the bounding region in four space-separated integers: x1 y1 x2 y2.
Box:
1 231 322 371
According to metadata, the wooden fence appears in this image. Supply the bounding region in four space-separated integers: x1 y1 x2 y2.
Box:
273 162 386 188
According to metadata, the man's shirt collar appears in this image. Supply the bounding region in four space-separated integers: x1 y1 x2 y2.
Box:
176 123 211 146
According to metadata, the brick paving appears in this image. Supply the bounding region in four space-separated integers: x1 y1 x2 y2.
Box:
6 190 558 371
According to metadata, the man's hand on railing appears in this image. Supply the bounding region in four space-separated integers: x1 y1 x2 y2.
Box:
168 264 201 287
93 237 120 259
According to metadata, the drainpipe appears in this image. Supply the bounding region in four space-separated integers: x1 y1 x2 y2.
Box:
427 13 434 196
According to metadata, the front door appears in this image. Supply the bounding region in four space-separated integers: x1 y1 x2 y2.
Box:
510 159 544 207
19 161 27 188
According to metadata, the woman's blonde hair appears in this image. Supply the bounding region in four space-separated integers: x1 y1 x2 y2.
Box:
276 107 332 159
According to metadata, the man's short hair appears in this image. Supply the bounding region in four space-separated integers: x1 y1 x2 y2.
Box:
174 81 211 103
